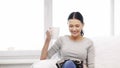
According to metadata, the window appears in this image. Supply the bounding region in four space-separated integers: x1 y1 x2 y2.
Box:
115 0 120 36
0 0 44 50
53 0 111 38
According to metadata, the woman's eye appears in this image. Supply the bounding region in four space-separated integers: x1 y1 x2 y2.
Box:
69 25 73 28
76 25 80 27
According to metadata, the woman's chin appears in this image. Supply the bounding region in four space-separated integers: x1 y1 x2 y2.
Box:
71 34 79 37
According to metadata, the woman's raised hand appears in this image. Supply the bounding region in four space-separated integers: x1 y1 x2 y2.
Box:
46 28 52 40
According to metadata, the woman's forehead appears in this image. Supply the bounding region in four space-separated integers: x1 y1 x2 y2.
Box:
68 19 82 24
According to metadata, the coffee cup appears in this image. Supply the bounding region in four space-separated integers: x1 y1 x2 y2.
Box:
48 27 60 39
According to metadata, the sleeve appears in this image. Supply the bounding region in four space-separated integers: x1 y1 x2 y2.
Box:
47 37 62 59
87 41 95 68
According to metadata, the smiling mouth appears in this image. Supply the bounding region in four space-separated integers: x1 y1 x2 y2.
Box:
72 32 78 34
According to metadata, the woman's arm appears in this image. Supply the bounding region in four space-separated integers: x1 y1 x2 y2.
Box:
87 42 95 68
40 31 51 60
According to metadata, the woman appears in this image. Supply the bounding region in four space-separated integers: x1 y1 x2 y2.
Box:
40 12 95 68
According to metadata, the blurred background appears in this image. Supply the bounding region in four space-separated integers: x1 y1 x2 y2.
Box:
0 0 120 51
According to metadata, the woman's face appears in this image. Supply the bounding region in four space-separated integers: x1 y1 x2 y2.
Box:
68 19 84 37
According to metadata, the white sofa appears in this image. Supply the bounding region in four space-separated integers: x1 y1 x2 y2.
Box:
32 36 120 68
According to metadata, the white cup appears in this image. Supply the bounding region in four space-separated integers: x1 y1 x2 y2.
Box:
49 27 60 39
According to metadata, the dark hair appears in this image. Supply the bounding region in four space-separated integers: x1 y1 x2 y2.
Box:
68 12 84 36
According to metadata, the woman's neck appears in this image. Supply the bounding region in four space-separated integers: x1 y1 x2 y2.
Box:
70 35 83 41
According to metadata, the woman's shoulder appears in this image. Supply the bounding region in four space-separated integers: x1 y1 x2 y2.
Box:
56 35 69 42
83 37 94 45
84 37 93 42
54 35 69 44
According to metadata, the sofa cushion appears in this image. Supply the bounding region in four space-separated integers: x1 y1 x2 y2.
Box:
32 59 58 68
91 36 120 68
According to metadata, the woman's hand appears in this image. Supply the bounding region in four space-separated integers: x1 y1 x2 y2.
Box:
46 30 51 40
46 28 53 41
83 64 87 68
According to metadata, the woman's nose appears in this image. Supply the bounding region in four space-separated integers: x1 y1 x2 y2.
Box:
73 27 76 30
